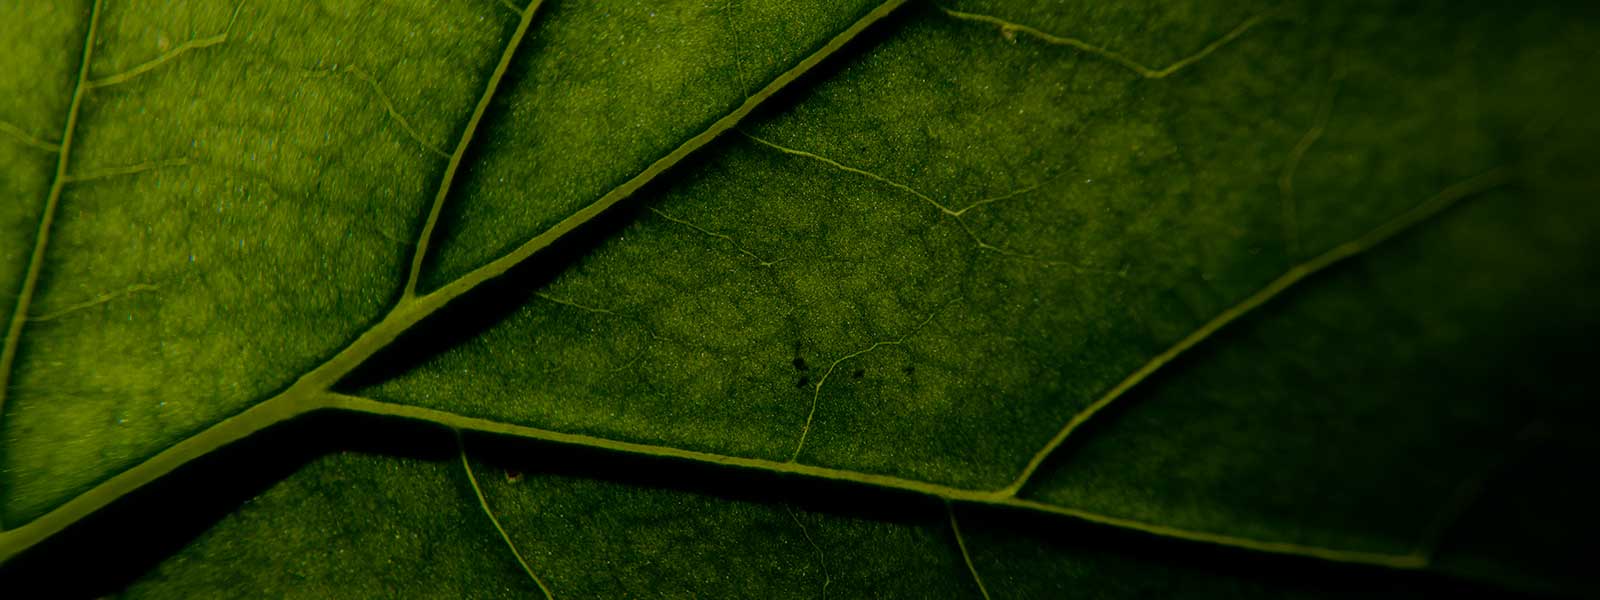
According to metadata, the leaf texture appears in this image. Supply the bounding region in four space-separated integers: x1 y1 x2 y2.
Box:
1 0 1597 597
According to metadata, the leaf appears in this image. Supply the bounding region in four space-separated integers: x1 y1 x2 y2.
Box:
2 0 1597 597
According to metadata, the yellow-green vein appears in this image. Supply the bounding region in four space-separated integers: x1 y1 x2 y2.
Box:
0 0 913 563
998 167 1515 497
1280 69 1342 258
402 0 546 299
791 306 944 462
947 502 993 600
0 0 106 532
317 392 1430 570
941 6 1279 79
785 505 832 599
0 120 61 153
84 2 242 89
459 431 555 599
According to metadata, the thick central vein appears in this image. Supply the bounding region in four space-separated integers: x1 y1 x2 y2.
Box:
0 0 106 531
414 0 911 310
0 162 1500 567
224 0 550 405
0 0 912 563
322 392 1428 570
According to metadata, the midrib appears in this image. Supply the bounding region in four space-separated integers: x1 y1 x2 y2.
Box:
0 0 911 564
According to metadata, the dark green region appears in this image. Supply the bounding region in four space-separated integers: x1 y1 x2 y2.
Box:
0 0 1596 597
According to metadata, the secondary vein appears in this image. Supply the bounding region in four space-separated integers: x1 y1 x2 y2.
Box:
459 431 556 599
0 0 913 563
0 0 106 531
319 392 1429 570
941 6 1278 79
0 119 62 153
413 0 912 312
947 502 994 600
999 167 1514 497
402 0 546 299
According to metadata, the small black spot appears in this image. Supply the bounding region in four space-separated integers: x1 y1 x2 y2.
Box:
851 369 865 379
796 376 811 389
903 366 916 375
792 356 809 371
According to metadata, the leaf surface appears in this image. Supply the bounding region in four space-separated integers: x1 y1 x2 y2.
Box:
1 0 1597 597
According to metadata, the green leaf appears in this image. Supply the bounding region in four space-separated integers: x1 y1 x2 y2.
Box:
2 0 1597 597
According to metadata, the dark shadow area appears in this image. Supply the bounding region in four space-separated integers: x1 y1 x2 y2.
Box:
1429 438 1600 598
960 502 1554 599
338 175 650 391
0 406 1559 597
9 2 1594 596
458 422 1564 598
1018 251 1600 490
0 411 454 598
1007 252 1599 599
0 6 941 595
338 1 925 392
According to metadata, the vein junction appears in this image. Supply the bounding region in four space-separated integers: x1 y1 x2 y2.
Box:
0 2 242 448
996 167 1512 498
0 0 1505 581
317 392 1431 570
743 133 1115 273
0 0 918 564
86 2 243 89
0 1 108 531
790 307 944 462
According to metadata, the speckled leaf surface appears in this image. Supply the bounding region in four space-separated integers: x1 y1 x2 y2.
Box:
1 0 1597 597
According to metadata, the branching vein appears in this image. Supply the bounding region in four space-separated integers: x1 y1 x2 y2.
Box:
459 433 556 599
791 307 944 462
745 133 961 215
345 66 450 158
85 2 243 89
402 0 546 299
315 392 1429 569
745 133 1111 273
0 2 106 530
953 180 1048 216
0 0 916 563
998 167 1515 497
0 119 61 153
941 6 1277 79
0 2 1527 585
1412 421 1544 561
649 207 779 266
